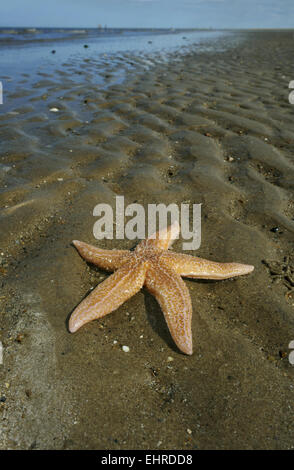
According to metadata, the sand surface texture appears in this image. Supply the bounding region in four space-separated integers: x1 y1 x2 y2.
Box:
0 31 294 449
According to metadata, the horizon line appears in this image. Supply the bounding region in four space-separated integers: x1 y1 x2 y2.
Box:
1 26 294 30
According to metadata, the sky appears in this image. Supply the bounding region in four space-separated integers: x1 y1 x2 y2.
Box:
0 0 293 29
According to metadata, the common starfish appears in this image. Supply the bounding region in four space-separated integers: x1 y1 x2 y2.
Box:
69 222 254 355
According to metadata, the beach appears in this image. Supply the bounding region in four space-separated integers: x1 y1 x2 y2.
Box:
0 29 294 449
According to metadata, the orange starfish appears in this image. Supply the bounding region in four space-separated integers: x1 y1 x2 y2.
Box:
69 222 254 355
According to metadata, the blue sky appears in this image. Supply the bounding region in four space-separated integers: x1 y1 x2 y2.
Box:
1 0 293 29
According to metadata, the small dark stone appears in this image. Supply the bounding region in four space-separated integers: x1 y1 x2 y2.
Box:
29 440 37 450
51 50 56 54
16 333 25 343
84 44 89 48
270 227 279 233
0 396 6 402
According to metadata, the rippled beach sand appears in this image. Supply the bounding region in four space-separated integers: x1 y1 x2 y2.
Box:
0 30 294 449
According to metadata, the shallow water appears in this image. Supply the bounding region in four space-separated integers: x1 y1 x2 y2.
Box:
0 28 228 92
0 29 227 70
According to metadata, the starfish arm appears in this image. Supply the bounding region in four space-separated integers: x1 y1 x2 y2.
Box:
145 262 193 355
144 220 180 250
161 251 254 280
72 240 132 271
69 260 147 332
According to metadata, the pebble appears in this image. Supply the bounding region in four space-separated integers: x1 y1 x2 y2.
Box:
49 107 59 112
279 350 287 359
122 345 130 352
16 333 24 343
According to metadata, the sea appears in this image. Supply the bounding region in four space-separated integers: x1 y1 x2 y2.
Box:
0 27 231 87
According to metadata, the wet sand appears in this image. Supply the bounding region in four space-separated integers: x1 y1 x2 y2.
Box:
0 30 294 450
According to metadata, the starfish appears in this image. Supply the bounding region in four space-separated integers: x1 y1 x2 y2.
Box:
69 222 254 355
